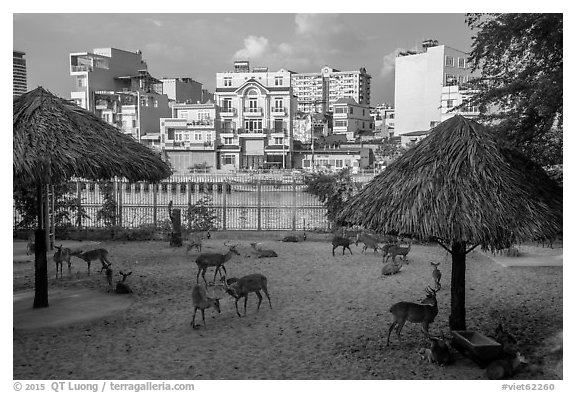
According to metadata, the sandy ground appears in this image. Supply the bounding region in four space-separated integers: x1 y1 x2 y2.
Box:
13 234 563 380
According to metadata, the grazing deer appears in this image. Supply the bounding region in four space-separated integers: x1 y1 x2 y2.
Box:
115 271 133 294
282 231 306 242
382 242 412 264
355 232 380 254
486 352 527 379
387 287 438 346
53 245 72 279
224 273 272 317
431 262 442 291
26 232 35 255
191 284 221 329
70 249 111 275
250 243 278 258
381 259 404 276
195 243 240 286
332 235 353 256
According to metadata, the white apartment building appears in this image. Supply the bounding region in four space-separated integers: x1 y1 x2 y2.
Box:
214 61 296 171
13 50 27 96
70 48 171 140
292 66 371 115
332 98 373 142
394 40 479 135
440 85 480 122
159 101 220 173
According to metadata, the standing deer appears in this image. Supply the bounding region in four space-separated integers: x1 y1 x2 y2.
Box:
70 249 111 275
191 284 221 329
224 273 272 317
431 262 442 290
105 265 114 292
382 242 412 264
332 234 353 256
53 245 72 279
186 231 211 254
387 287 438 346
115 271 133 294
355 232 380 254
195 243 240 286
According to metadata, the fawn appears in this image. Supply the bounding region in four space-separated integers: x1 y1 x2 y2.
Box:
382 242 412 264
282 231 306 242
387 286 438 346
381 259 404 276
355 232 380 254
53 245 72 279
486 352 527 379
191 284 221 329
224 273 272 317
431 262 442 290
70 249 111 275
115 271 133 294
195 243 240 286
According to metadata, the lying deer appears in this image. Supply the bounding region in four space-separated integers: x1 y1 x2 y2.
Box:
381 259 403 276
195 243 240 286
224 273 272 317
419 332 452 366
332 235 353 256
191 284 221 329
70 249 111 275
486 352 527 379
387 286 438 346
115 271 133 294
431 262 442 291
282 231 306 242
382 241 412 264
53 245 72 279
250 243 278 258
355 232 380 254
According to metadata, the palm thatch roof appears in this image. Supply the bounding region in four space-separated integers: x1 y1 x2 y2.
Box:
337 115 562 250
13 87 172 187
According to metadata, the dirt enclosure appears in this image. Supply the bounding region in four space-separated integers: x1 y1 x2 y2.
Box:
13 234 563 380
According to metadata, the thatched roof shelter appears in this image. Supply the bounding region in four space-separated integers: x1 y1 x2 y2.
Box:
13 87 172 308
14 87 172 186
337 115 562 330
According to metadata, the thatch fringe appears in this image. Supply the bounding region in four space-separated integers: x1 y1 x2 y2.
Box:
336 116 562 250
13 87 172 187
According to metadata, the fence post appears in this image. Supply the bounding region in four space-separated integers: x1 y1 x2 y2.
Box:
153 183 158 228
117 179 123 228
222 182 227 230
76 180 82 228
257 180 262 231
292 178 297 231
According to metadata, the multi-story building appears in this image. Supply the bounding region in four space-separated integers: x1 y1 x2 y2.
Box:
332 98 373 141
159 101 220 172
214 61 296 170
161 77 203 104
69 48 170 140
293 147 371 173
292 66 371 115
440 85 480 123
13 50 27 96
394 40 479 135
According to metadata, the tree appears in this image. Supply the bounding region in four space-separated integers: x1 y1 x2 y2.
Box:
465 13 563 166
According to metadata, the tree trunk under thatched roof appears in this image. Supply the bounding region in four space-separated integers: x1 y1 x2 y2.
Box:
13 87 172 308
337 115 562 330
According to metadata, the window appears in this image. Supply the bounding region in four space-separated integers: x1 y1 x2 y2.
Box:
445 74 457 86
458 57 466 68
274 76 283 86
335 120 348 127
222 98 232 111
153 99 158 108
248 99 258 112
274 137 283 145
224 77 232 87
77 75 86 88
336 160 343 168
447 99 454 108
194 132 202 141
244 119 263 132
224 137 233 145
206 133 212 142
350 107 353 114
274 98 283 110
274 119 284 133
223 155 235 165
335 107 347 114
303 159 311 167
223 120 233 132
458 75 465 85
445 56 455 67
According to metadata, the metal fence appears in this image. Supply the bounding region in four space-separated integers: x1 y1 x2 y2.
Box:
13 177 343 232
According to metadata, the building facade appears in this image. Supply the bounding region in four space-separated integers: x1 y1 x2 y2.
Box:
440 85 480 122
13 50 27 96
292 66 371 115
332 98 374 141
161 77 203 104
214 61 296 171
394 40 479 135
293 147 371 173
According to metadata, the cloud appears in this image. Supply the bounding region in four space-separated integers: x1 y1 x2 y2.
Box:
380 46 420 78
233 36 270 59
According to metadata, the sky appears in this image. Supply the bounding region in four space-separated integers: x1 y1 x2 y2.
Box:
12 13 475 106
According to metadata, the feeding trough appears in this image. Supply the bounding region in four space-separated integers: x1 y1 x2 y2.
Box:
451 330 502 367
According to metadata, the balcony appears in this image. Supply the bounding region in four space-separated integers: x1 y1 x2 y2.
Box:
237 128 266 137
186 120 215 128
243 107 263 117
220 107 236 116
71 65 92 73
271 107 287 116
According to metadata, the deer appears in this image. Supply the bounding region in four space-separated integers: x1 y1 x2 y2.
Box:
282 231 306 242
381 259 404 276
382 241 412 264
115 271 133 294
387 286 438 346
53 245 72 279
104 265 114 292
223 273 272 317
70 249 111 275
431 262 442 291
249 243 278 258
191 283 221 329
195 243 240 286
419 332 453 366
332 233 353 256
355 231 380 254
486 352 527 379
186 231 211 254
